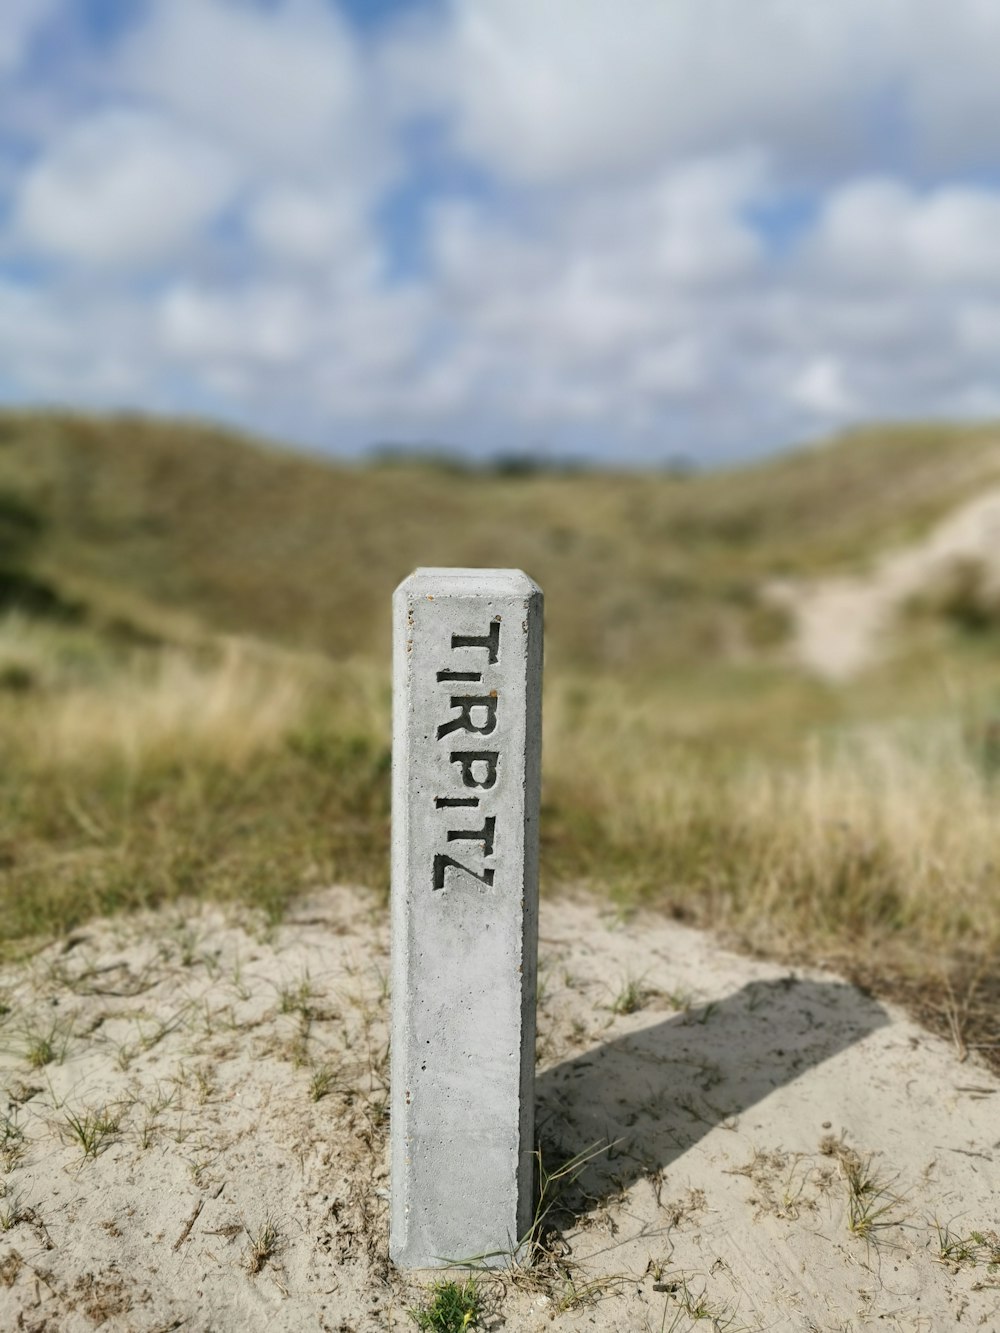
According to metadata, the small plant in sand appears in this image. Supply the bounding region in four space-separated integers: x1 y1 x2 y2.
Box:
445 1142 624 1314
169 922 205 969
830 1144 905 1240
308 1063 338 1102
0 1113 25 1171
244 1215 281 1275
227 952 252 1002
19 1017 71 1070
189 1064 217 1104
649 1269 752 1332
60 1105 121 1160
934 1219 1000 1272
277 971 318 1018
650 1269 752 1333
609 974 654 1016
409 1277 482 1332
0 1186 28 1231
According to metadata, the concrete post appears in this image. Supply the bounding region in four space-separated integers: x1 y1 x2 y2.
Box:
390 568 543 1269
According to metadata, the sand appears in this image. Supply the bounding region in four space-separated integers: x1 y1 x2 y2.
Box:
0 885 996 1331
773 484 1000 678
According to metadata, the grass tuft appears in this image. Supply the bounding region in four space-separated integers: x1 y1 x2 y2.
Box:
19 1017 71 1070
0 1113 25 1171
934 1219 1000 1272
244 1215 281 1276
609 974 654 1016
409 1278 482 1332
828 1144 905 1240
60 1105 121 1160
308 1063 338 1102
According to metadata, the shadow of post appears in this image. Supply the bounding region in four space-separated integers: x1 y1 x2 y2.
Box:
535 977 890 1220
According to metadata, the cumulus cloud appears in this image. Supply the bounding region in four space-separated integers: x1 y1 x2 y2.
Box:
118 0 380 175
789 357 859 418
384 0 892 185
0 278 155 399
387 0 1000 187
247 183 378 278
3 0 1000 460
159 283 313 366
13 110 240 266
895 0 1000 170
814 180 1000 287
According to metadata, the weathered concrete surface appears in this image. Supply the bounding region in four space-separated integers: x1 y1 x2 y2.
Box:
390 568 542 1269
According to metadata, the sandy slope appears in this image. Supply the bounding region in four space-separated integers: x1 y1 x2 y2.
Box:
0 887 996 1332
775 485 1000 678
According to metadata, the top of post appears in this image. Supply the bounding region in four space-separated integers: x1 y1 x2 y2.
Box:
394 567 542 599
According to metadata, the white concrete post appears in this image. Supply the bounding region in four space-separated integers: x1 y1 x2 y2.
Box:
390 568 542 1269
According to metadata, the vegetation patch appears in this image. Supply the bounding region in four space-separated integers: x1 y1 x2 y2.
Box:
410 1278 483 1332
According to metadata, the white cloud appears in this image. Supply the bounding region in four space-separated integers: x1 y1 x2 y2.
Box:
0 279 154 398
958 304 1000 356
904 191 1000 284
247 184 377 278
789 357 859 418
155 273 432 421
14 110 239 266
894 0 1000 169
814 180 1000 286
387 0 1000 190
118 0 379 175
646 156 766 284
416 154 766 429
631 339 707 398
159 283 312 365
387 0 889 186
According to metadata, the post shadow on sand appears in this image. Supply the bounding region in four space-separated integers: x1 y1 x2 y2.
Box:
535 976 890 1223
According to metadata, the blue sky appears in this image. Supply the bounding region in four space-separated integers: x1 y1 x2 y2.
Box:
3 0 1000 464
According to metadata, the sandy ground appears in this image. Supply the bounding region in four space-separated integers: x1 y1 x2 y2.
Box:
0 886 996 1332
774 484 1000 678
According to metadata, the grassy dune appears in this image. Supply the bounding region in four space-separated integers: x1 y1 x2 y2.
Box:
1 410 999 1057
4 409 1000 668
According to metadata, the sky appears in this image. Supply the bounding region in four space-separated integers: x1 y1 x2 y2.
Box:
3 0 1000 465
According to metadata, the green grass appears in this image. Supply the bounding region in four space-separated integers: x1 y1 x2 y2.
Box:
609 976 653 1016
934 1220 1000 1270
410 1278 482 1332
59 1105 121 1160
308 1064 338 1102
838 1151 905 1240
18 1016 72 1069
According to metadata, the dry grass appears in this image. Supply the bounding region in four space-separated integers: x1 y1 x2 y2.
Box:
1 613 999 1029
544 666 1000 951
0 619 390 943
26 642 309 770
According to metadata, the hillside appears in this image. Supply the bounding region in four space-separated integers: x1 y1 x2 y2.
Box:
3 410 1000 671
0 409 998 1072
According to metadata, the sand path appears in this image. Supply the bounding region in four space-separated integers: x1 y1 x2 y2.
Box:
779 485 1000 679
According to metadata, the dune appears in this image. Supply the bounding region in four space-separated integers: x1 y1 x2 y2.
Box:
0 886 995 1331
